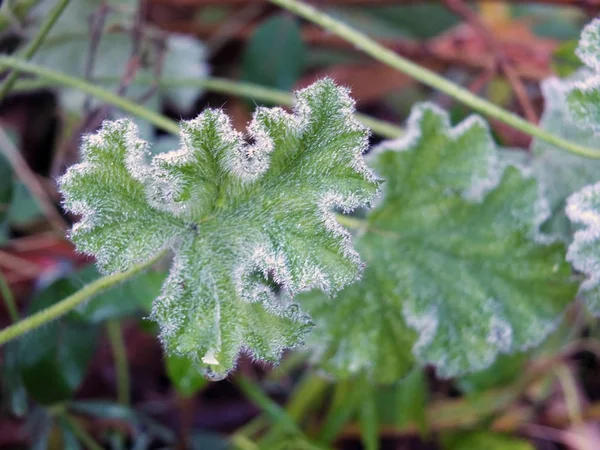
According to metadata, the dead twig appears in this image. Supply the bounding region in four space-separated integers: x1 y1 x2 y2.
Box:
0 250 41 277
443 0 539 123
83 1 111 113
135 28 168 104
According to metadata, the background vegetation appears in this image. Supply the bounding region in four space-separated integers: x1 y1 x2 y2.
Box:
0 0 599 449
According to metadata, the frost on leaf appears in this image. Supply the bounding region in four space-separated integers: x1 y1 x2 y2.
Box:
566 183 600 316
299 104 577 382
59 79 379 379
532 74 600 241
567 18 600 133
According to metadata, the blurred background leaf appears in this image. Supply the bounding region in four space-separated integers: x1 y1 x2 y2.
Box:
242 14 305 94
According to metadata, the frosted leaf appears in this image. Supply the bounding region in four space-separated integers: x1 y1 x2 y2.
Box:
575 18 600 71
567 19 600 133
59 79 379 378
59 120 182 274
531 74 600 241
300 104 576 382
566 183 600 316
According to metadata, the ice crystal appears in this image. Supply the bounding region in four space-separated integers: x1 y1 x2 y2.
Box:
299 104 577 382
59 79 379 379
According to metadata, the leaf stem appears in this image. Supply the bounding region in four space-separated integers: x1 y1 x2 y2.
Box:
0 57 403 139
61 413 105 450
173 77 403 138
0 271 19 322
235 376 302 436
107 319 130 406
269 0 600 159
0 0 70 102
0 250 168 347
0 57 180 135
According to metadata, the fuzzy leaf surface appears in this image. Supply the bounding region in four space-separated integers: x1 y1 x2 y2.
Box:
300 104 576 381
566 183 600 315
567 18 600 133
532 74 600 241
59 79 378 379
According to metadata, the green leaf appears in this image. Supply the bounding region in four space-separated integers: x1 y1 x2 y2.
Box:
70 400 178 444
1 342 28 417
301 104 577 381
358 385 379 450
75 266 167 323
318 380 362 444
59 79 379 379
8 182 43 226
189 432 231 450
58 417 83 450
566 182 600 315
457 352 529 394
532 74 600 241
567 18 600 133
443 431 534 450
19 265 165 324
165 354 208 398
31 417 53 450
242 14 306 93
552 40 582 77
17 281 100 404
394 369 427 434
0 153 12 243
551 20 600 317
70 401 140 423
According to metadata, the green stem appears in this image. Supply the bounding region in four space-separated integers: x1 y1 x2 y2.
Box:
231 434 260 450
176 77 402 138
260 374 329 447
235 376 302 436
62 413 105 450
0 0 70 102
0 57 180 135
3 58 403 138
0 0 39 32
0 250 167 347
107 319 130 406
270 0 600 159
0 271 19 322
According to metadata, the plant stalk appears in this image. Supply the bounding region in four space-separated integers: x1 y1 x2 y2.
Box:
0 271 19 322
107 319 130 406
62 413 105 450
0 0 71 102
0 57 181 135
0 250 168 346
269 0 600 159
0 57 403 139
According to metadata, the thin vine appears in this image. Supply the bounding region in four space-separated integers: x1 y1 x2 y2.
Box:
269 0 600 159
